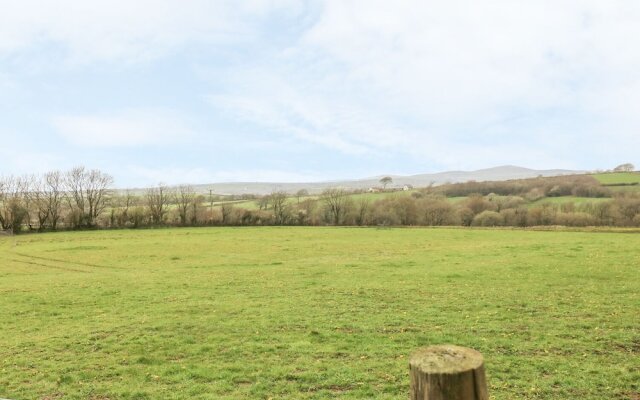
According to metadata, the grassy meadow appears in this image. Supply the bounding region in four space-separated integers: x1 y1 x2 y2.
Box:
592 172 640 186
1 227 639 399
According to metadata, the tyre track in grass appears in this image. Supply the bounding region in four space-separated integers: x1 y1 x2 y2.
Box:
5 256 91 273
11 252 125 271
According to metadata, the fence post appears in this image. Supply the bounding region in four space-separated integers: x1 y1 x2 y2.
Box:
409 344 488 400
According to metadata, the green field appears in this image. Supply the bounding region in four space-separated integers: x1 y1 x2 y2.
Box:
1 228 639 399
530 196 611 206
212 190 415 211
592 172 640 186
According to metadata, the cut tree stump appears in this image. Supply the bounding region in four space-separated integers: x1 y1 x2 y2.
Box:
409 344 488 400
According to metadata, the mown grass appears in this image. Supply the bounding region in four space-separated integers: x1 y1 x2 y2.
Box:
592 172 640 185
1 227 638 399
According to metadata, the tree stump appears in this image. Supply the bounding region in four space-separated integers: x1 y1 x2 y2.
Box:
409 345 488 400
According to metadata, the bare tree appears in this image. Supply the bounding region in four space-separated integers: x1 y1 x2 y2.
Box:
64 166 113 227
191 194 204 225
17 175 35 230
30 175 50 231
257 195 270 211
120 189 136 225
86 169 114 226
64 167 86 227
295 189 309 204
271 191 291 225
220 202 233 224
110 189 137 227
146 184 170 225
0 176 27 233
355 197 370 226
45 170 64 230
175 185 196 225
0 176 14 230
321 188 352 225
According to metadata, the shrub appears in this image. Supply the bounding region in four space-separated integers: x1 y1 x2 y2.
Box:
420 199 459 225
472 210 503 227
555 212 596 227
465 195 496 215
528 204 557 226
500 207 528 227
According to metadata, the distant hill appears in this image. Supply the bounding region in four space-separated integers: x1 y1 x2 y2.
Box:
188 165 584 195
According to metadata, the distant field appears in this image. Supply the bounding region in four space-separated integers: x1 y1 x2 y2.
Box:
1 228 638 399
213 190 415 211
531 196 611 206
346 190 415 203
592 172 640 185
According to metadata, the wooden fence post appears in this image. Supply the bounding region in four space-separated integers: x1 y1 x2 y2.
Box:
409 344 488 400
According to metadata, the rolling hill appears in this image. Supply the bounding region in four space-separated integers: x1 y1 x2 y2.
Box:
189 165 583 195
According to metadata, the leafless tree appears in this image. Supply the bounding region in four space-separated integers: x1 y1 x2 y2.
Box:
45 170 64 230
191 194 204 225
175 185 196 225
86 168 114 226
321 188 351 225
355 197 370 226
109 189 137 227
0 176 14 230
220 202 233 224
295 189 309 204
119 189 136 225
271 191 291 225
30 175 50 230
64 166 113 227
17 175 35 230
146 184 170 225
0 176 27 233
257 195 270 211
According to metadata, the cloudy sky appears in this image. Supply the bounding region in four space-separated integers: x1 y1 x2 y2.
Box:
1 1 639 186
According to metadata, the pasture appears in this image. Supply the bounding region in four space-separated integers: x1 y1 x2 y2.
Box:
1 227 638 399
592 172 640 186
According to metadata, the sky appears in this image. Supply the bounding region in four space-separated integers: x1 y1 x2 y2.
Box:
1 1 639 187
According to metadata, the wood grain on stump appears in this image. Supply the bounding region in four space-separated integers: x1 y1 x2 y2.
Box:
409 345 488 400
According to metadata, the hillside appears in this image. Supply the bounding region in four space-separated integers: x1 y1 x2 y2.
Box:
190 166 582 195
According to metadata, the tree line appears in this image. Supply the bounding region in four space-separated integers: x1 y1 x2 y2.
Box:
2 167 640 234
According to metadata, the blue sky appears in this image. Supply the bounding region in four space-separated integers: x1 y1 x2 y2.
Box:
1 1 639 187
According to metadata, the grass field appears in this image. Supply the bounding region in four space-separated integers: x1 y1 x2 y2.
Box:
592 172 640 186
212 190 416 211
530 196 611 206
1 227 639 399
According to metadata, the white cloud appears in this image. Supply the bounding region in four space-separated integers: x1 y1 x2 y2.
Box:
0 0 302 64
2 1 639 180
0 130 63 174
52 109 196 147
206 1 640 170
302 1 640 129
126 166 327 186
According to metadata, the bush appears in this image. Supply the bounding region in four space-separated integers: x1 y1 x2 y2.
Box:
465 195 496 215
555 212 596 227
369 201 400 226
528 204 558 225
500 207 528 227
472 210 503 227
420 199 459 225
457 207 474 226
